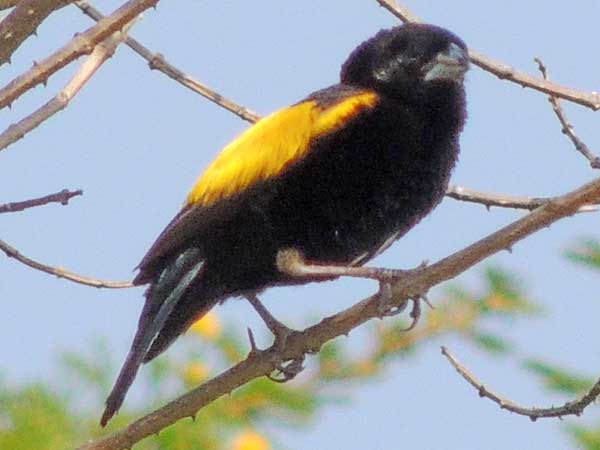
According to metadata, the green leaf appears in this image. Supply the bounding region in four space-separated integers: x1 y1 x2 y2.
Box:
566 423 600 450
472 332 513 354
523 359 594 395
0 384 78 450
566 239 600 271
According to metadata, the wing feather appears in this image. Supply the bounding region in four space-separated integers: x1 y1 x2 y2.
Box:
135 89 379 282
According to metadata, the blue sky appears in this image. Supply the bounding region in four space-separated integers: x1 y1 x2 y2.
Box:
1 1 600 449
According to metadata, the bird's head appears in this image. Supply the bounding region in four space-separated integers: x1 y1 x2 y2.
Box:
341 23 469 101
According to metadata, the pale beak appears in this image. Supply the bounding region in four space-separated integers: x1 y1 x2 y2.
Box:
423 43 470 83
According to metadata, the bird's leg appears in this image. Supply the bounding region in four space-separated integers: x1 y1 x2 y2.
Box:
246 293 294 345
277 248 429 328
245 294 305 382
277 248 413 281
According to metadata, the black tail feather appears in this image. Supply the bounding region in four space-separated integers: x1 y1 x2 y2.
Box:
101 249 205 426
143 299 217 363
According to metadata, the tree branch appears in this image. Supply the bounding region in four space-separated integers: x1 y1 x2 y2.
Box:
446 185 598 212
441 346 600 420
0 0 20 10
78 176 600 450
0 188 82 213
0 0 72 66
0 0 159 110
74 0 260 124
74 1 599 218
534 58 600 169
0 238 133 288
376 0 600 111
0 19 132 152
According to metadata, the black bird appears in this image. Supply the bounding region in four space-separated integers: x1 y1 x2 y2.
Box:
101 23 469 425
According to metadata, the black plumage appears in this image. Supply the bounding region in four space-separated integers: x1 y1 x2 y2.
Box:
101 23 469 425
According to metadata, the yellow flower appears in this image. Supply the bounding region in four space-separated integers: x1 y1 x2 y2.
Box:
189 311 222 340
183 362 209 384
486 293 511 311
231 430 270 450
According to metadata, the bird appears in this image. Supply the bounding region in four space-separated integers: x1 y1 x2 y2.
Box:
101 22 469 426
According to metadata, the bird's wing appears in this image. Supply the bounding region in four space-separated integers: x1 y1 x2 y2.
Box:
134 88 379 283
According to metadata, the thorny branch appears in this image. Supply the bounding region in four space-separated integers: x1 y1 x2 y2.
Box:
441 346 600 421
2 0 600 446
78 177 600 450
446 185 598 212
0 238 133 288
534 58 600 169
0 0 20 10
1 188 132 287
0 0 159 110
376 0 600 111
0 188 82 213
74 0 260 123
0 0 72 66
0 19 133 152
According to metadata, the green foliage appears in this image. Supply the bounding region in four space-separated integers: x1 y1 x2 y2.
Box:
0 384 78 450
523 359 594 395
524 239 600 450
566 239 600 271
471 332 513 354
567 425 600 450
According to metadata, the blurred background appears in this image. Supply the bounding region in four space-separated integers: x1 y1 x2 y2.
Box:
1 1 599 449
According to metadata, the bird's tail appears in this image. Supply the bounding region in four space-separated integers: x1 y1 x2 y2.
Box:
101 248 211 426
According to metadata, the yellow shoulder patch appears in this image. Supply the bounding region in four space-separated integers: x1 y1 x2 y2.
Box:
186 90 379 208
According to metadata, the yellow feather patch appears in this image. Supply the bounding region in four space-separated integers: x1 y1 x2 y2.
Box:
186 91 379 207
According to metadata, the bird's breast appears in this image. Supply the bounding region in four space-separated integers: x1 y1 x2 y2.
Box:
264 99 462 265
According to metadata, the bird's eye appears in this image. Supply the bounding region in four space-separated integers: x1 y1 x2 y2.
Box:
390 36 408 53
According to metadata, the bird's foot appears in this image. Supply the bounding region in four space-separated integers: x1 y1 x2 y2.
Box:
277 248 431 331
277 248 423 281
377 282 432 331
267 354 306 383
246 294 305 383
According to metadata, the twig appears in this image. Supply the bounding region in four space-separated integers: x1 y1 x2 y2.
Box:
0 0 20 10
74 1 260 124
0 0 159 110
446 185 598 212
441 346 600 421
77 176 600 450
0 0 72 66
1 238 133 288
534 58 600 169
0 188 82 213
0 19 133 152
375 0 600 111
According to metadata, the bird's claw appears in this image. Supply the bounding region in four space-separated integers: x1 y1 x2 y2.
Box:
399 297 422 331
266 315 306 382
246 294 306 382
376 280 430 331
267 354 306 383
377 281 408 317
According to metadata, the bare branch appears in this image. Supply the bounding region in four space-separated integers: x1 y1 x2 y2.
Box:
0 0 19 10
534 58 600 169
0 0 72 66
0 21 132 152
0 188 82 213
0 0 159 110
1 238 133 288
78 176 600 450
376 0 600 111
446 185 598 212
441 346 600 421
74 1 260 124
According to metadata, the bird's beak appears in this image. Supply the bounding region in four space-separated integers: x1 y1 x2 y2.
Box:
423 43 470 83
